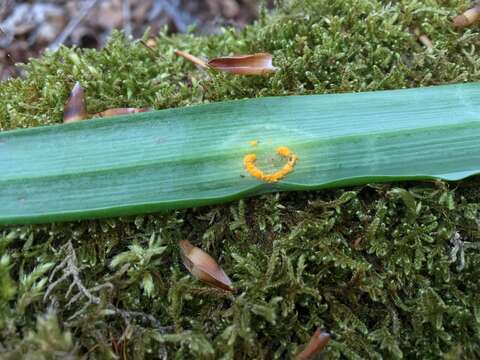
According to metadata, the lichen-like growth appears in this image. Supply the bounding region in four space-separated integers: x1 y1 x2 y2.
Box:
1 0 480 358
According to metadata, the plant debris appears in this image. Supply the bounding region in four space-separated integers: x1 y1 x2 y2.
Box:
413 27 433 49
63 81 87 123
179 240 233 292
174 49 209 69
93 107 152 118
175 50 278 75
295 329 331 360
208 53 278 75
63 82 151 123
453 4 480 27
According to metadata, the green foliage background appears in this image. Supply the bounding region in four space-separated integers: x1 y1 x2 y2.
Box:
1 0 480 358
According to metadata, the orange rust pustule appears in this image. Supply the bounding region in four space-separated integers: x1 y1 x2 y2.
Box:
243 146 298 183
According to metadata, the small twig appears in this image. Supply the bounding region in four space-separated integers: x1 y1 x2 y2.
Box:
68 300 93 321
174 49 209 69
449 232 462 268
139 40 167 61
66 283 113 308
48 0 101 51
45 254 71 298
46 241 174 338
65 280 77 298
122 0 132 38
111 307 173 332
445 231 480 272
45 241 96 303
45 240 114 320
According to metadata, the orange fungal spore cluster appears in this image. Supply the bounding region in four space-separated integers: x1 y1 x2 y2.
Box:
243 146 298 183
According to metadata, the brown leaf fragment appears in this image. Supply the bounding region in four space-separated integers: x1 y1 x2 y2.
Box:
93 107 152 118
179 240 233 292
352 236 363 249
64 82 87 123
175 49 278 75
208 52 278 75
413 27 433 49
453 6 480 27
174 49 209 69
295 328 331 360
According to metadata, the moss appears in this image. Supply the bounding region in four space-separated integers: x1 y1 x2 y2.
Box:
1 0 480 358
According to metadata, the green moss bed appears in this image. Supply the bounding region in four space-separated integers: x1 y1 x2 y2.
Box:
1 0 480 358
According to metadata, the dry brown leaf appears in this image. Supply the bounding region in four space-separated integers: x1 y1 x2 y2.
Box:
64 82 152 123
453 6 480 27
175 49 278 75
179 240 233 292
63 82 87 123
208 53 278 75
93 107 152 118
295 329 331 360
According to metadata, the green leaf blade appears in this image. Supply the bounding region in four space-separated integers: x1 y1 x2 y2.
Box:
2 82 480 224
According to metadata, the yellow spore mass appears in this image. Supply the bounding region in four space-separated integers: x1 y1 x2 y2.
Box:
243 146 298 183
276 146 291 157
249 140 259 147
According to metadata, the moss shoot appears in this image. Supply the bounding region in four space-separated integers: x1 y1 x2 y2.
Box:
1 0 480 358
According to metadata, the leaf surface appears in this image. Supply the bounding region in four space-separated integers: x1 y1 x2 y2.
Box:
2 83 480 224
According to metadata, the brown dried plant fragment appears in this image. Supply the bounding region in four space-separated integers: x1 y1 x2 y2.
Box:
179 240 233 292
174 49 209 69
175 50 278 75
64 82 152 123
63 81 87 123
208 53 278 75
295 328 331 360
93 107 152 118
413 27 433 49
453 5 480 27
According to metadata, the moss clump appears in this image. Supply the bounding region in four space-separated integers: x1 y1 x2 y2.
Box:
1 0 480 358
